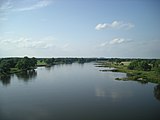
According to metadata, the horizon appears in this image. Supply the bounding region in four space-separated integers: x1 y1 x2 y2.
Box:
0 0 160 58
0 56 159 59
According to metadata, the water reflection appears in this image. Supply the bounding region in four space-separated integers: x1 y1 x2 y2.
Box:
0 70 37 86
45 66 52 71
154 84 160 101
16 70 37 82
95 88 106 97
0 75 11 86
79 62 85 68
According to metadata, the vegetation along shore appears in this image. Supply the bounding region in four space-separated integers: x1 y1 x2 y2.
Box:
0 57 160 84
96 58 160 84
0 57 98 78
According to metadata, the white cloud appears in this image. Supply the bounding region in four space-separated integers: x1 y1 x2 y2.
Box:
109 38 125 44
0 37 54 49
0 0 52 12
13 0 52 12
0 0 52 22
100 38 131 47
95 21 134 30
95 23 108 30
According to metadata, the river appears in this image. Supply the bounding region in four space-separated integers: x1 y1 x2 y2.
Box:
0 62 160 120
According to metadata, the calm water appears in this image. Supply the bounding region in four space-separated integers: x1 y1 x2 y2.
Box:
0 63 160 120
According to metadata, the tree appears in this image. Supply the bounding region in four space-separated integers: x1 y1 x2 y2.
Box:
0 60 11 73
140 61 151 71
45 58 53 65
153 60 160 75
16 60 25 70
115 58 122 65
30 57 37 67
128 60 151 71
16 56 37 70
128 60 138 70
78 58 85 63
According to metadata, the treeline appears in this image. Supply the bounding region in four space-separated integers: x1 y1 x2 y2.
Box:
128 59 160 74
0 57 37 75
39 58 160 65
1 57 160 75
38 57 98 66
0 57 99 75
105 58 160 63
103 58 160 74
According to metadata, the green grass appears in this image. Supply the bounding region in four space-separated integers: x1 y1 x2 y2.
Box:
37 60 46 66
97 61 160 84
10 68 21 74
121 61 131 66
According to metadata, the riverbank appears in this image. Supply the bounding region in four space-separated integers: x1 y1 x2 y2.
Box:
0 67 36 79
96 61 160 84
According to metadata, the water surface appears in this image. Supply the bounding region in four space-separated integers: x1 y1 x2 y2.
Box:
0 63 160 120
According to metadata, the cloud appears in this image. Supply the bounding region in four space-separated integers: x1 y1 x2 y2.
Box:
0 0 52 22
109 38 125 44
95 23 107 30
95 21 134 30
0 0 52 12
13 0 52 12
100 38 131 47
0 37 54 49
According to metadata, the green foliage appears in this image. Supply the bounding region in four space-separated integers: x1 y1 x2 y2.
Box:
16 56 37 70
152 60 160 75
0 60 11 73
30 57 37 67
98 59 160 84
140 61 151 71
42 58 97 65
155 67 160 75
37 60 46 66
45 58 53 65
128 60 151 71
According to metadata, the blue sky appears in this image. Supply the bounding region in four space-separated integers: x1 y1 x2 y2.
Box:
0 0 160 58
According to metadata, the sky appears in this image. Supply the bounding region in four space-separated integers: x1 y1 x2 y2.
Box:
0 0 160 58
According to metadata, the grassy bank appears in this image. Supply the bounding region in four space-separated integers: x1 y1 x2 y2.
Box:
37 60 47 66
96 61 160 84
